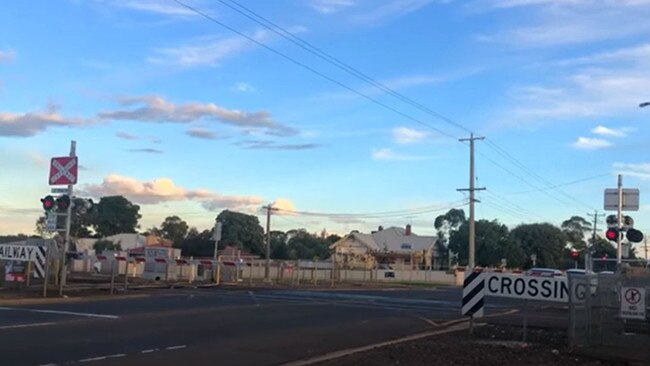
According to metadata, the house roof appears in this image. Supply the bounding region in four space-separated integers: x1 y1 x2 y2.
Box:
332 227 438 254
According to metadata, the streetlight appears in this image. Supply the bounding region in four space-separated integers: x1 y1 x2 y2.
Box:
640 102 650 108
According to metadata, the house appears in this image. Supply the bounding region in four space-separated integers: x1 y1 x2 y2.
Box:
75 234 172 254
330 225 445 270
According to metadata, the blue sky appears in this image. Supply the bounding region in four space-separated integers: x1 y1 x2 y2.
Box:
2 0 650 246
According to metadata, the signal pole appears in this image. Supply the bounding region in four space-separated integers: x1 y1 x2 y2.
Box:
457 133 485 269
59 140 76 296
617 174 623 267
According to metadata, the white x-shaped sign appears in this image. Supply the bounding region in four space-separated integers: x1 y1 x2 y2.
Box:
50 158 77 184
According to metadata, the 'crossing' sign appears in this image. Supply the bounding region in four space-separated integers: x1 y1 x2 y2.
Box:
462 270 485 317
49 156 78 185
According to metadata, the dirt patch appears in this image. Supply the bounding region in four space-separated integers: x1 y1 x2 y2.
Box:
316 324 626 366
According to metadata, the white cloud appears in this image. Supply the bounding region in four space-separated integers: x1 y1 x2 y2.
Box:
82 175 263 211
236 140 321 150
613 162 650 180
571 137 612 150
478 1 650 47
272 198 297 215
507 42 650 121
0 104 87 137
352 0 435 24
392 126 429 144
185 127 218 140
311 0 356 14
116 131 139 140
0 48 16 62
371 148 434 161
27 151 47 167
233 82 257 93
591 125 626 137
100 0 197 16
98 95 296 135
149 27 307 67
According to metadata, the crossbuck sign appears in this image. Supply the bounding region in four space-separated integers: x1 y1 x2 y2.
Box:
49 156 78 185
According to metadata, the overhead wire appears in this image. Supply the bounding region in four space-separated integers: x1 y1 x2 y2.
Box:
175 0 600 220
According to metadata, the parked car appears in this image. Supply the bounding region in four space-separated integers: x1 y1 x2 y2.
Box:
525 268 563 277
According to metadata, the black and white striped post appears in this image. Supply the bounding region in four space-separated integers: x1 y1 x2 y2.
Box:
462 269 485 333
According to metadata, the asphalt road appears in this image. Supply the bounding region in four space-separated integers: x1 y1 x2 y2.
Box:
0 287 568 366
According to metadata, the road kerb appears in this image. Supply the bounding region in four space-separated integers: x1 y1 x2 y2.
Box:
0 293 149 306
279 322 470 366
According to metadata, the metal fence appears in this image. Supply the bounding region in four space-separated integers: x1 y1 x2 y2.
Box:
569 272 650 363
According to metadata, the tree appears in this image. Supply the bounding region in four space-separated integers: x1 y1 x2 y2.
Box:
434 209 466 245
561 216 592 250
93 239 121 254
175 229 215 257
159 216 189 245
287 229 331 260
91 196 141 237
510 223 567 269
326 234 342 244
270 231 289 259
448 219 524 267
216 210 264 255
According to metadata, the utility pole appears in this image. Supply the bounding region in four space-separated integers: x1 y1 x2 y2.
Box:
262 204 277 283
586 210 605 272
59 140 76 296
617 174 623 268
457 133 485 269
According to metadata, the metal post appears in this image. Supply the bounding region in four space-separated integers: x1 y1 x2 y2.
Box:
215 256 221 285
123 260 129 292
264 204 272 283
110 260 116 295
617 174 623 268
26 261 32 287
523 300 529 342
43 247 51 297
59 140 76 297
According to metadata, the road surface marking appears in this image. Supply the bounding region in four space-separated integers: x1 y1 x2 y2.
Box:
0 307 118 319
78 356 107 362
141 349 158 354
416 317 439 326
106 353 126 358
280 322 470 366
0 322 56 330
166 345 187 350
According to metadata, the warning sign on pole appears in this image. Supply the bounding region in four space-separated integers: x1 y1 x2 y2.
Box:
621 287 646 320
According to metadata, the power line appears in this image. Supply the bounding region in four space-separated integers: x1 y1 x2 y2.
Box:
271 200 468 219
505 173 610 196
219 0 472 135
173 0 460 140
483 138 596 211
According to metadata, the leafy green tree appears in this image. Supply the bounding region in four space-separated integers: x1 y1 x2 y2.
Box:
216 210 264 255
561 216 591 250
326 234 342 244
270 230 289 259
91 196 141 237
159 216 189 245
175 228 215 257
434 208 466 245
93 239 121 253
448 219 524 267
287 229 331 260
510 223 567 269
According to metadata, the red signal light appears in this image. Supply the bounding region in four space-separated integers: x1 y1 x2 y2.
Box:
56 195 70 212
41 195 55 211
570 250 580 260
605 228 619 241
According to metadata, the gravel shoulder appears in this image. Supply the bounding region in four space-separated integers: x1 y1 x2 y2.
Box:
317 324 626 366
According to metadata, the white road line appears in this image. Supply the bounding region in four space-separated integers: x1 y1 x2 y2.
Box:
141 349 157 354
106 353 126 358
166 345 187 351
0 307 118 319
0 322 56 330
78 356 107 362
